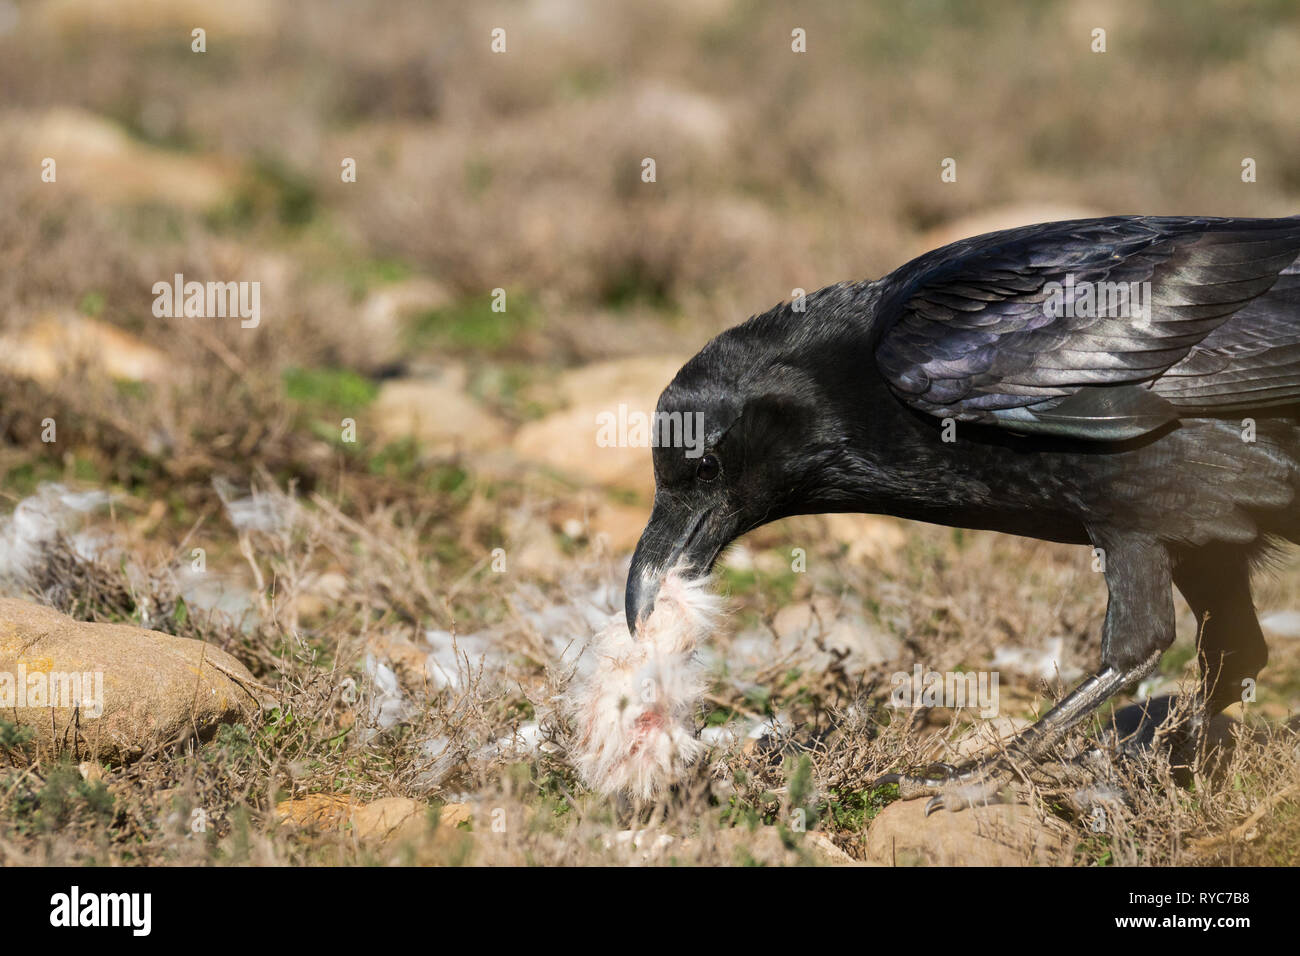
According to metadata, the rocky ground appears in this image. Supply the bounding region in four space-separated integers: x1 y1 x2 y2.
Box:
2 0 1300 866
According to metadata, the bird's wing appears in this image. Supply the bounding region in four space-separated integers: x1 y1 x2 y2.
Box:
874 216 1300 440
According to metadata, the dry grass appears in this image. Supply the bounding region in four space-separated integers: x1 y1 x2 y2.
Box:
1 478 1297 865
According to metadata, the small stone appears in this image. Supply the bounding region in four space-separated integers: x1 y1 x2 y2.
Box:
275 794 358 829
369 367 509 453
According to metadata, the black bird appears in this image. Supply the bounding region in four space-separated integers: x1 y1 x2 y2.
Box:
625 215 1300 812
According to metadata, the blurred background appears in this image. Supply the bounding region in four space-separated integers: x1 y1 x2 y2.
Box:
2 0 1297 519
1 0 1299 864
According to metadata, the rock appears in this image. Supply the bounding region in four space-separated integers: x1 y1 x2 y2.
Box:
350 797 427 841
771 595 903 667
3 108 234 209
371 802 477 863
1104 694 1240 773
277 794 472 847
550 356 686 409
863 798 1076 866
433 802 473 829
501 506 567 577
513 404 656 498
512 356 686 498
803 831 858 865
0 313 174 385
0 598 263 763
587 502 649 552
358 799 474 848
369 366 509 453
275 794 358 829
823 514 909 567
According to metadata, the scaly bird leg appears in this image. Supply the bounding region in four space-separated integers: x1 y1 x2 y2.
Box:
876 649 1162 814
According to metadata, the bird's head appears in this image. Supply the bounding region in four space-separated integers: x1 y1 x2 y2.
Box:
625 292 870 635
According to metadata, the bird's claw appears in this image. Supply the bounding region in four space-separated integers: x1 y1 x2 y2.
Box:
875 755 1021 813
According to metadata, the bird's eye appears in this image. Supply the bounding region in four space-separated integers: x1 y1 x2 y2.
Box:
696 454 720 482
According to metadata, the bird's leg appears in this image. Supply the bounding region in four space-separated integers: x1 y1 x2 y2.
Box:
877 532 1174 814
1174 546 1269 715
877 651 1161 813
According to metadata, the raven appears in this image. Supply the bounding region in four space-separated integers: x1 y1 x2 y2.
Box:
625 215 1300 812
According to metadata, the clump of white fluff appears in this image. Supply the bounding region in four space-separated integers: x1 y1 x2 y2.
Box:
0 483 110 586
569 570 724 800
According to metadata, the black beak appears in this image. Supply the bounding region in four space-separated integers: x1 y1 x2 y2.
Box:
625 500 730 636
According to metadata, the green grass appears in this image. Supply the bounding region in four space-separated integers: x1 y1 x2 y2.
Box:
78 291 106 317
822 784 896 832
283 366 378 412
406 294 537 353
719 558 800 607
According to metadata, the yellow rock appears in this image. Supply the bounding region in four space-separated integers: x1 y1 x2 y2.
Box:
513 403 655 498
550 356 687 408
276 795 472 846
512 356 687 498
0 313 173 385
370 369 509 454
4 108 234 209
823 513 909 567
275 794 359 829
0 598 264 763
349 797 426 841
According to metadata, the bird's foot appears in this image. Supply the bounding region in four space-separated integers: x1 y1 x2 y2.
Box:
874 754 1023 815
